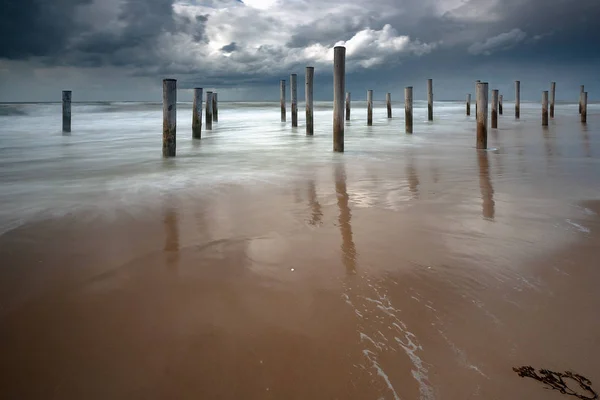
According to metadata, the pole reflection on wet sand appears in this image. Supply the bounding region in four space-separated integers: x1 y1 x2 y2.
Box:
307 179 323 226
335 163 357 275
477 151 495 220
407 156 420 199
163 204 180 270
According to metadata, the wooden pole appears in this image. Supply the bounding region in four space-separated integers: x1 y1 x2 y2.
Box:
499 94 503 115
62 90 72 133
579 85 584 114
515 80 520 119
290 74 298 127
205 91 213 130
291 73 298 127
192 87 203 139
491 89 498 129
476 82 488 149
386 92 392 118
405 86 413 134
333 46 345 152
305 67 314 136
475 80 480 116
367 89 373 125
345 92 351 121
581 92 587 124
542 90 549 126
550 82 556 118
427 78 433 121
212 92 218 122
466 93 471 116
280 80 286 122
162 79 177 157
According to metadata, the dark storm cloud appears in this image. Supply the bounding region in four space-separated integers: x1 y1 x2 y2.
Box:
221 42 238 52
0 0 92 58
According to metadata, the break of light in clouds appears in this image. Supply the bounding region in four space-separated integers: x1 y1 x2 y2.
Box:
0 0 598 101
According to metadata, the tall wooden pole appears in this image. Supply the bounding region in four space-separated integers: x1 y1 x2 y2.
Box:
305 67 314 136
491 89 498 129
345 92 351 121
162 79 177 157
581 92 587 124
367 89 373 126
466 93 471 116
62 90 72 133
550 82 556 118
205 91 213 130
427 78 433 121
386 93 392 118
515 80 521 119
280 80 286 122
212 92 218 122
192 88 203 139
476 82 488 149
291 74 298 127
499 94 503 115
579 85 584 114
405 87 413 134
333 46 345 152
542 91 549 126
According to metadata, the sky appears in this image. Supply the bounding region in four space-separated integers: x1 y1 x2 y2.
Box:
0 0 599 102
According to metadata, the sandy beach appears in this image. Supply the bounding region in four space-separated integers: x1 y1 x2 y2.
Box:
0 101 599 399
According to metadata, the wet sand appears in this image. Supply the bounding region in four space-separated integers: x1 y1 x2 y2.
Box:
1 109 600 399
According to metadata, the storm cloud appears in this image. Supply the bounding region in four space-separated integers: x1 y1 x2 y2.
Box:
0 0 599 101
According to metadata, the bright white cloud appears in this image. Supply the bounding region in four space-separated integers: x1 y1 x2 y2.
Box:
468 28 527 55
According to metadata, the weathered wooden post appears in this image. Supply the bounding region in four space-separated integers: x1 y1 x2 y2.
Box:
206 91 213 130
192 88 203 139
386 93 392 118
162 79 177 157
581 92 587 124
579 85 584 114
427 78 433 121
405 86 413 134
345 92 351 120
550 82 556 118
542 91 549 126
499 95 503 115
291 74 298 127
333 46 345 152
62 90 72 133
475 80 480 116
212 93 218 122
491 89 499 129
305 67 314 135
280 80 286 122
466 94 471 116
367 89 373 125
476 82 488 149
515 80 520 119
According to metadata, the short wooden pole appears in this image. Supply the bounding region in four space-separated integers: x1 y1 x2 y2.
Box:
579 85 584 114
162 79 177 157
367 89 373 125
62 90 72 133
280 80 286 122
405 86 413 134
427 78 433 121
386 92 392 118
291 73 298 127
515 80 520 119
192 88 203 139
542 91 549 126
476 82 488 149
466 94 471 116
499 95 503 115
333 46 345 152
581 92 587 124
491 89 498 129
305 67 314 136
345 92 351 121
205 91 213 130
550 82 556 118
212 92 218 122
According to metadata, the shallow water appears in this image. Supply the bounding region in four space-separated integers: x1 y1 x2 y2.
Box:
0 100 599 399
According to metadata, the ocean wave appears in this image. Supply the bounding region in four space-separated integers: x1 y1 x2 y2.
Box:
0 105 28 116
